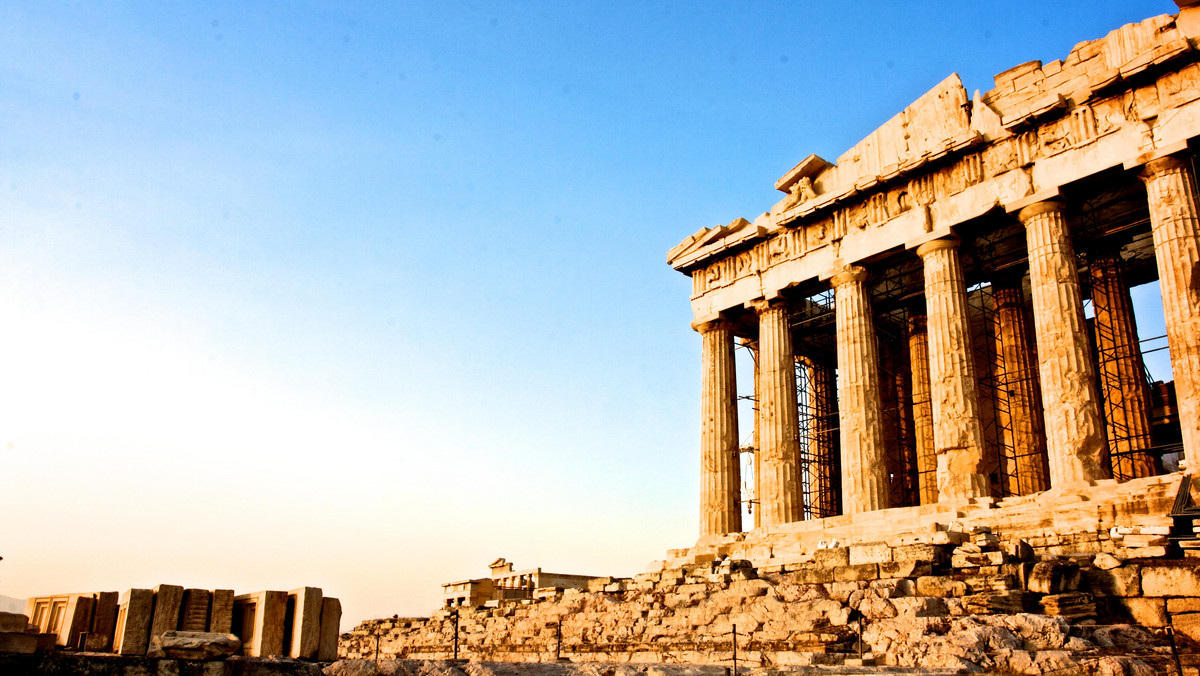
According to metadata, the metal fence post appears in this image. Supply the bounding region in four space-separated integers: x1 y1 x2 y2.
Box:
732 623 738 674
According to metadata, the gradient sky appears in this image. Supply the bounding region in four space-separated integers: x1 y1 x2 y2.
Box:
0 0 1178 629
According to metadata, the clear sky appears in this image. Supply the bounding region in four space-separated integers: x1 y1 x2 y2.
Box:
0 1 1178 629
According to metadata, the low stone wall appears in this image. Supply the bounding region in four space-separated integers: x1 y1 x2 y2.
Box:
341 539 1197 673
0 652 324 675
341 474 1200 674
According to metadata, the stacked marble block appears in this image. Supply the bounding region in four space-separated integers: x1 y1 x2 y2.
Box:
0 611 56 655
24 584 340 661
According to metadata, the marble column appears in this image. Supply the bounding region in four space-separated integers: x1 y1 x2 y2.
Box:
832 266 889 513
698 319 741 536
916 237 990 501
752 300 803 526
907 312 938 505
1089 252 1156 480
1016 199 1108 486
1140 155 1200 471
992 278 1050 495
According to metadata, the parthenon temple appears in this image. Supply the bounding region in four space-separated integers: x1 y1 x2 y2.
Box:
668 5 1200 540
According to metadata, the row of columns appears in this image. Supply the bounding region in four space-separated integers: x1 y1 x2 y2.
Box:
698 152 1200 536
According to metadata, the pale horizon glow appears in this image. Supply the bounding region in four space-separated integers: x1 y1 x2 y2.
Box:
0 0 1178 629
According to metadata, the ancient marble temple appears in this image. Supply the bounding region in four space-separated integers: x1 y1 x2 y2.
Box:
669 4 1200 538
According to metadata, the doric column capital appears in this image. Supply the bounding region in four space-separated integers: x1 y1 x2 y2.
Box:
1141 153 1191 181
693 317 734 334
1016 198 1066 224
915 235 961 259
831 265 868 288
747 296 788 315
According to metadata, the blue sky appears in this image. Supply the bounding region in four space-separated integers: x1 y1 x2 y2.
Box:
0 0 1177 626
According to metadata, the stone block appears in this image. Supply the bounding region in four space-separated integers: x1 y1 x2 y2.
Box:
85 592 119 652
1142 567 1200 597
849 542 892 565
62 595 94 648
0 613 27 633
915 576 967 598
833 564 878 582
209 590 234 634
951 551 1005 568
1027 561 1081 594
235 590 287 657
180 589 211 632
318 597 341 662
1172 612 1200 642
879 560 931 579
1168 597 1200 614
892 544 944 565
149 631 240 660
150 585 185 643
114 589 154 656
288 587 322 659
796 567 836 584
813 547 849 568
1084 566 1140 597
0 632 39 654
1112 597 1167 627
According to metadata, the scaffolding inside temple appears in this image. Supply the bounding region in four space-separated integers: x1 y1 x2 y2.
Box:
790 287 840 519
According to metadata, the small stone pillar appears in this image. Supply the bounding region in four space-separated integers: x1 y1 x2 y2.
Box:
831 266 889 513
1016 199 1108 486
992 278 1050 495
916 236 990 501
1140 155 1200 471
907 312 938 504
698 318 741 536
752 299 803 526
1089 251 1156 479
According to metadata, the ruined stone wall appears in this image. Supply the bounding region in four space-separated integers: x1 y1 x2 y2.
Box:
342 519 1200 674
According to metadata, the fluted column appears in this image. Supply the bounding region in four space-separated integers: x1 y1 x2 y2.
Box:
832 266 889 513
907 313 938 505
1016 200 1108 486
916 236 990 501
698 319 741 536
1141 155 1200 471
752 300 803 526
992 278 1050 495
1089 252 1156 479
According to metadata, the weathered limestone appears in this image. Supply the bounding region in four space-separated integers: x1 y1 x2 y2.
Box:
752 299 803 526
289 587 323 659
907 313 937 505
149 584 184 647
234 590 288 657
85 591 119 652
210 589 235 634
916 237 989 502
1089 251 1156 479
991 279 1050 496
1015 199 1108 487
832 266 888 514
697 319 741 536
1141 154 1200 470
180 588 210 632
113 589 153 656
319 597 343 662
